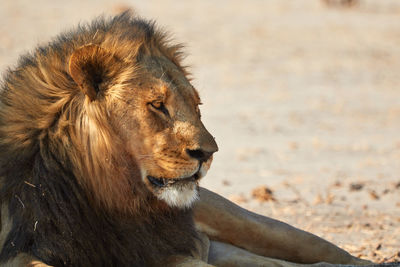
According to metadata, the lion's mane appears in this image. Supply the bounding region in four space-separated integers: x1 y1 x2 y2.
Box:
0 13 198 266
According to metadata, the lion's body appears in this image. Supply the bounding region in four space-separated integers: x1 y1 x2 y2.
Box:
0 13 372 267
0 13 211 266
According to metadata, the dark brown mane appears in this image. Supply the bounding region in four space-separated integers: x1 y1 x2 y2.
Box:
0 13 198 266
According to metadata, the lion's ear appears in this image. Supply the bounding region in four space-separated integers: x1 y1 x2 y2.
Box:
69 44 118 101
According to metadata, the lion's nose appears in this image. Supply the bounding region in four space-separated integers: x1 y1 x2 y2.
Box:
186 148 215 162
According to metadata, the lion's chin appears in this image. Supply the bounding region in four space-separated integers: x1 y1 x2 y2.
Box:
157 182 199 208
145 173 201 209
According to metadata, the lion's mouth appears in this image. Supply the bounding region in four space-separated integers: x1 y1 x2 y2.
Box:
147 172 201 188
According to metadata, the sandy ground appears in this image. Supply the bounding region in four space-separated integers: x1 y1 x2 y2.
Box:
1 0 399 264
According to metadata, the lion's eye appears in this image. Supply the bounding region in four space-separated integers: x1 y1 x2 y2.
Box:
151 101 163 109
150 101 170 117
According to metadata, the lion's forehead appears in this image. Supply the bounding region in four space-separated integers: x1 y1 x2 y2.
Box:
140 55 199 103
162 77 197 106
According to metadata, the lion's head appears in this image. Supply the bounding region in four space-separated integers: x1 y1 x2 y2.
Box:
68 40 218 209
0 13 217 214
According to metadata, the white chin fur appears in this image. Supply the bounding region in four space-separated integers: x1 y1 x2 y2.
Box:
158 183 199 209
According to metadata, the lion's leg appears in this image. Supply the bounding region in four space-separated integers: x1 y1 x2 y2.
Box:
208 240 341 267
194 187 370 265
162 232 214 267
192 231 211 262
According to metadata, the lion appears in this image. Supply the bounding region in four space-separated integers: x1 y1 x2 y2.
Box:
0 13 372 266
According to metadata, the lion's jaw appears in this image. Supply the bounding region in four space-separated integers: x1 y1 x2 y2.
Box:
142 155 213 208
151 174 199 209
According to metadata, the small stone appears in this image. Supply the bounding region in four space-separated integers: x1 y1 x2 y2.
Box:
350 183 364 191
369 190 380 200
251 186 276 202
222 180 231 186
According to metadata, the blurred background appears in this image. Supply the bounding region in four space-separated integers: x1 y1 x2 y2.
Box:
1 0 399 263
